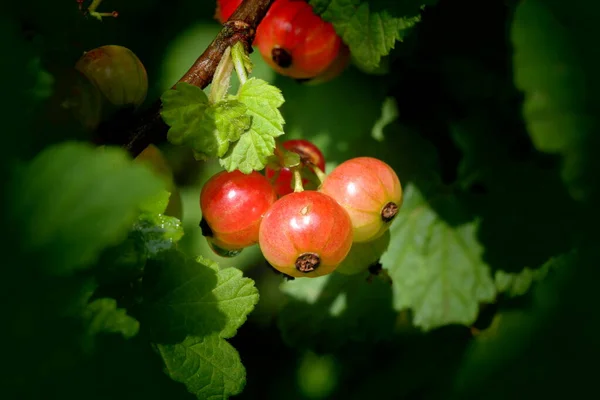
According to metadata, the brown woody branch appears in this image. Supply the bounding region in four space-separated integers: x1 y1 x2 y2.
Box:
94 0 274 158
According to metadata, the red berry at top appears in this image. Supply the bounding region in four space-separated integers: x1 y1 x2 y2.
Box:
259 190 353 278
215 0 241 22
266 139 326 197
200 170 277 254
215 0 349 82
320 157 403 243
254 0 346 80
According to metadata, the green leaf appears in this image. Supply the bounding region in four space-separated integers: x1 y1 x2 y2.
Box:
380 184 496 331
310 0 434 72
335 229 390 275
220 78 285 173
133 212 184 258
0 18 54 163
278 270 396 351
81 298 139 353
511 0 600 201
495 253 568 298
133 190 184 258
145 251 258 399
143 250 259 342
211 100 253 157
8 142 165 275
161 83 210 145
139 189 171 215
156 334 246 400
161 83 252 160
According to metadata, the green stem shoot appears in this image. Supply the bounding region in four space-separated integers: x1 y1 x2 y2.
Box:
292 167 304 192
232 42 250 86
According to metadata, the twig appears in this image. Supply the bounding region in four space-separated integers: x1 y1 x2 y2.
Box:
94 0 274 158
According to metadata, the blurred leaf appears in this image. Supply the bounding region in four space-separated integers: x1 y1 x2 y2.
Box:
512 0 600 201
220 78 285 173
297 351 339 399
494 254 566 298
335 230 390 275
143 250 259 342
156 334 246 400
277 67 389 164
134 213 184 258
278 271 395 351
452 250 587 399
134 191 184 258
0 17 54 163
311 0 435 72
81 298 139 353
450 119 577 273
380 184 496 331
8 142 165 276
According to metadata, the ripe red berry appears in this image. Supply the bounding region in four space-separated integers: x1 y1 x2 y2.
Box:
254 0 348 80
215 0 349 82
265 139 326 197
200 170 277 256
259 191 353 278
215 0 241 23
320 157 403 243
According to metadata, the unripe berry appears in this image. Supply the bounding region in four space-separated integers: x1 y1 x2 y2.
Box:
75 45 148 108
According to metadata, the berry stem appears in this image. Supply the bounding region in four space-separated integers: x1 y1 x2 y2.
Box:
292 167 304 192
84 0 118 21
310 164 327 185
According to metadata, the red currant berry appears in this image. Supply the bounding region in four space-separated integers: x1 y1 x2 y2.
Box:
320 157 403 243
259 191 353 278
200 170 277 255
215 0 241 23
254 0 348 80
265 139 326 197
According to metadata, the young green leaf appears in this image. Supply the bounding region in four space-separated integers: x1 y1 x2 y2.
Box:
220 78 285 173
142 250 259 342
81 298 140 353
310 0 436 72
160 83 252 160
8 142 165 276
156 334 246 400
380 184 496 331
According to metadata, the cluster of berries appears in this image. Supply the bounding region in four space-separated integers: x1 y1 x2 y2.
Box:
200 140 403 278
216 0 350 83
